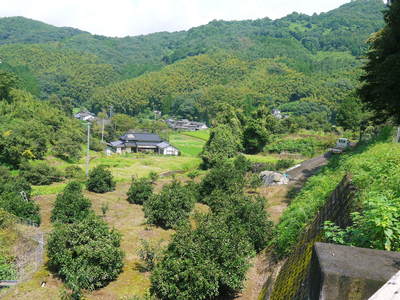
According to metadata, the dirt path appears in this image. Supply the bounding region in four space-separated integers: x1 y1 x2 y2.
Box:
237 152 332 300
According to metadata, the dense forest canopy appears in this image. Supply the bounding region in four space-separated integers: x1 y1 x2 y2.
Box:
0 0 386 122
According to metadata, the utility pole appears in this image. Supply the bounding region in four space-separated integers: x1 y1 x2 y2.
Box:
109 105 113 119
101 118 105 143
86 122 91 177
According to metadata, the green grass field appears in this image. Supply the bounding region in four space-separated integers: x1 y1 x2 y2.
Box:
169 131 208 157
179 130 210 141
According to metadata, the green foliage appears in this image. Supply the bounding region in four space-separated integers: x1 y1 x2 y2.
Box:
199 159 246 200
47 215 124 293
0 167 40 224
51 181 92 224
200 124 239 169
265 137 330 157
272 130 400 258
207 193 274 252
150 214 254 300
87 165 116 193
137 239 164 272
0 255 16 280
359 0 400 123
20 162 63 185
64 165 85 180
0 86 83 167
143 180 195 229
127 177 154 205
336 95 364 131
0 70 19 101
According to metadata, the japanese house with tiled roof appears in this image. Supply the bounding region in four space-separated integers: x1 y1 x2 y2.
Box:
106 132 179 156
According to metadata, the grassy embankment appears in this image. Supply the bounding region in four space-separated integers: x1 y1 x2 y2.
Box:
272 127 400 258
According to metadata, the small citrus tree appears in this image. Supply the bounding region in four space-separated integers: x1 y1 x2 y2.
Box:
87 165 116 193
51 181 92 224
127 177 153 205
47 215 124 294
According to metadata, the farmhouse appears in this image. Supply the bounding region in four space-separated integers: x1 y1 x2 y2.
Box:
74 111 97 122
166 119 208 131
106 132 179 156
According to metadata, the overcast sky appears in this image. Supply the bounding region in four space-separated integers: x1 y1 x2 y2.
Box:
1 0 356 37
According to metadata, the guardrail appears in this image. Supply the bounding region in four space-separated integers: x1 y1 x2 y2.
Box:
0 280 18 288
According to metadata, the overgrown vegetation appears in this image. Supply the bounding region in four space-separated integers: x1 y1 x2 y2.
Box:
0 166 40 225
272 128 400 258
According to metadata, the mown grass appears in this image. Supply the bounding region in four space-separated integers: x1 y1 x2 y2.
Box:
180 130 210 141
169 133 206 157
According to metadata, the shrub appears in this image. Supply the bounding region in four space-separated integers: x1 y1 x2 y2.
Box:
64 165 85 180
127 177 153 205
0 256 16 280
51 181 92 224
265 137 326 157
199 159 245 200
20 162 64 185
201 124 239 169
0 209 16 229
47 215 124 294
53 137 82 162
205 192 273 252
0 168 40 225
144 180 195 229
89 138 105 152
87 165 115 193
275 159 295 170
150 214 253 300
137 239 164 272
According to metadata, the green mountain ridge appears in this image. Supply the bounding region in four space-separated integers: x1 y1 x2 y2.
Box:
0 0 387 120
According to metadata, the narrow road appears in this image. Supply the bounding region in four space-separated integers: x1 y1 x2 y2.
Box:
286 152 332 182
236 151 332 300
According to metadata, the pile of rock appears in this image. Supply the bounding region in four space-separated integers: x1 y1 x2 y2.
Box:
260 171 289 186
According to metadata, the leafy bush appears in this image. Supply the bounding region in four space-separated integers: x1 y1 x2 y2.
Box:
47 215 124 293
150 214 253 300
208 193 274 252
199 159 246 200
51 181 92 224
20 162 64 185
275 159 295 170
53 134 83 162
0 209 16 229
0 256 16 280
89 137 105 152
201 124 240 169
265 137 328 157
87 165 116 193
0 167 40 225
143 180 195 229
137 239 164 272
127 177 153 205
64 165 85 180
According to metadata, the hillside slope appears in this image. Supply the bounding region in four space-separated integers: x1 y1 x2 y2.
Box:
0 0 386 114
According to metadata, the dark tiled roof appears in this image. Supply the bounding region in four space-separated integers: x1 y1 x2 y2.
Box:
120 132 163 142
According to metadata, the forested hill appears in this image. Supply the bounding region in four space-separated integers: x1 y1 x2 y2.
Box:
0 0 386 120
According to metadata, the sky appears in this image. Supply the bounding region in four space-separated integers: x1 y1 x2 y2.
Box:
0 0 355 37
